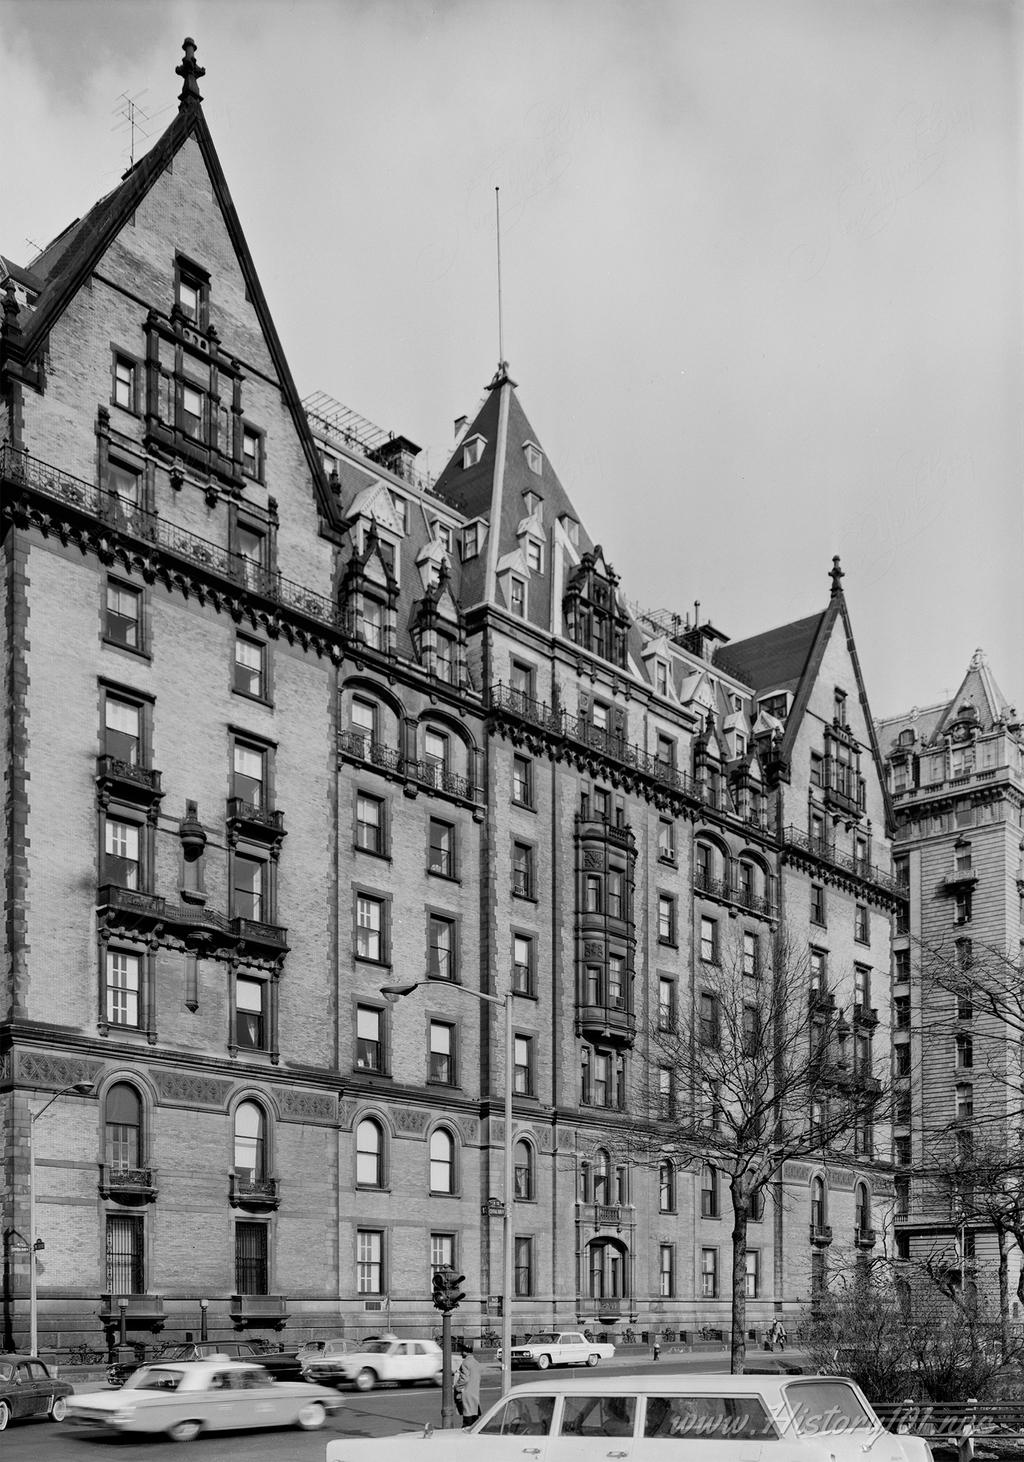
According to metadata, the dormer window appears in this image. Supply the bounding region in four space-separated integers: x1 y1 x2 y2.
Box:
898 728 915 747
561 515 580 546
462 435 485 469
509 577 526 618
525 538 543 574
390 494 408 533
656 661 669 696
361 598 384 650
760 692 788 720
175 257 209 328
524 444 544 475
463 524 480 559
435 522 453 553
322 451 337 478
834 688 848 726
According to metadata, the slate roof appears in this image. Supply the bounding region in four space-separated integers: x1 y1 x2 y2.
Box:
716 612 826 693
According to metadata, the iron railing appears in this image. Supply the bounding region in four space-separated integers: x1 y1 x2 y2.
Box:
782 825 905 897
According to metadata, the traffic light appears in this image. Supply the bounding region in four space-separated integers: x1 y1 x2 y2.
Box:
431 1266 466 1312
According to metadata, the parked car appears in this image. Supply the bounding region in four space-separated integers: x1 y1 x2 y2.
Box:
107 1340 262 1387
304 1335 442 1392
325 1372 937 1462
63 1358 344 1443
0 1354 74 1430
498 1331 615 1369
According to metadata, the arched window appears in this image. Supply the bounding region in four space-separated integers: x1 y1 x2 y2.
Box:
234 1101 266 1183
579 1161 591 1203
430 1128 455 1194
701 1163 719 1218
356 1118 384 1188
659 1160 675 1213
105 1083 142 1170
811 1176 827 1232
855 1182 871 1235
514 1139 535 1200
592 1148 611 1206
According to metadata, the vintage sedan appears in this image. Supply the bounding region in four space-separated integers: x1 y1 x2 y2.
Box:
304 1335 442 1392
500 1331 616 1369
63 1357 344 1442
325 1372 937 1462
0 1354 74 1430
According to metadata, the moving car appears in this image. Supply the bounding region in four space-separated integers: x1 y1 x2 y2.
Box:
304 1335 442 1392
63 1357 344 1442
500 1331 616 1369
108 1339 263 1387
0 1354 74 1430
325 1372 937 1462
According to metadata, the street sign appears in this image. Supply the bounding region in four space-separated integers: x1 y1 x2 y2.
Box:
483 1197 505 1216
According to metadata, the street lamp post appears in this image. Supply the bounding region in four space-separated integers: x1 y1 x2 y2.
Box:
28 1081 94 1355
381 979 514 1396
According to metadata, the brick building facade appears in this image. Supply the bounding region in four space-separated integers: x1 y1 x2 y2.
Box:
1 41 900 1352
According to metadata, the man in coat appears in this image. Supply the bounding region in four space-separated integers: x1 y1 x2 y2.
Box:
454 1341 482 1428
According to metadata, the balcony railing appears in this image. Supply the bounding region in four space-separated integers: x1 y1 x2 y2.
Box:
2 445 337 626
405 759 476 801
98 1164 158 1201
229 1174 280 1209
98 885 288 952
782 825 905 897
809 1224 833 1246
855 1227 877 1249
694 865 778 918
96 754 163 803
338 731 403 773
226 798 286 843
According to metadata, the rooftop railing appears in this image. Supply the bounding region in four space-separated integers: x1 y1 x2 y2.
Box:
782 824 905 897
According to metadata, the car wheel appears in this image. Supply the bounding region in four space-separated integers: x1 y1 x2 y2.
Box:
50 1396 68 1422
354 1367 378 1392
586 1353 600 1367
168 1419 203 1443
297 1401 327 1430
0 1401 10 1430
536 1354 551 1370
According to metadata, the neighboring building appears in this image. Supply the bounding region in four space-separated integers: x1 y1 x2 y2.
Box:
876 652 1024 1303
1 40 898 1352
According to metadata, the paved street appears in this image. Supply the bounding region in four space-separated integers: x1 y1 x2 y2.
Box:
5 1351 802 1460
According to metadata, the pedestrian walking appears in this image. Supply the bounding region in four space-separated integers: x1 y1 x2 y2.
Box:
652 1337 661 1361
454 1341 482 1429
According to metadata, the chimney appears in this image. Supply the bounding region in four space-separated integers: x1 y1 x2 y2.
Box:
453 416 468 443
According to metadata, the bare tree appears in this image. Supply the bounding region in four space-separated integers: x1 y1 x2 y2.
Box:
626 929 887 1373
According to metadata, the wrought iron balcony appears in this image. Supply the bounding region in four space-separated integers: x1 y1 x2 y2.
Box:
98 886 288 955
809 1223 833 1247
782 825 906 898
855 1227 877 1249
96 754 163 807
405 759 476 801
853 1002 879 1027
226 797 287 846
229 1293 290 1329
338 730 403 773
99 1164 158 1202
229 1174 280 1210
232 917 289 953
694 865 778 918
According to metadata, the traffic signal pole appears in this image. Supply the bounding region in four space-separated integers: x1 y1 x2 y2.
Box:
440 1307 455 1429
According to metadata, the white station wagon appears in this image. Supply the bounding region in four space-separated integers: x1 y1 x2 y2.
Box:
326 1372 936 1462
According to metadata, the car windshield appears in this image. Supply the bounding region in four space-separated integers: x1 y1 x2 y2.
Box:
158 1346 194 1361
0 1364 13 1383
525 1333 559 1344
127 1367 186 1392
783 1381 876 1434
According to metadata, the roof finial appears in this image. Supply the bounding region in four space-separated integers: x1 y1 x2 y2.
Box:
829 554 845 597
176 37 205 110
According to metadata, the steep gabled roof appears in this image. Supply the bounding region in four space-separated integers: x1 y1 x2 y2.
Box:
875 649 1019 749
4 37 333 524
716 612 825 694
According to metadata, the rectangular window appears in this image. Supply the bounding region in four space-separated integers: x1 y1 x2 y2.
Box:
658 1067 673 1119
237 524 268 590
512 754 533 806
658 977 675 1030
701 1248 718 1299
510 659 535 701
955 890 972 925
810 884 826 926
182 382 205 440
592 1051 611 1107
428 914 455 980
428 818 454 877
509 578 526 617
658 818 675 861
104 693 142 764
745 1250 760 1299
113 354 136 411
607 954 625 1009
701 1165 719 1218
356 1006 384 1071
512 934 535 995
106 1214 145 1294
742 931 759 978
657 894 676 945
656 733 675 770
234 635 266 698
235 976 266 1050
360 596 384 650
106 950 140 1028
956 1083 973 1121
232 1221 269 1296
659 1244 675 1298
430 1232 454 1276
742 1003 760 1056
176 268 206 324
956 1034 973 1069
894 947 911 982
514 1235 533 1296
514 1035 534 1095
356 1229 383 1294
525 538 543 573
855 904 869 944
429 1021 455 1084
105 580 142 649
232 741 266 809
232 853 266 921
700 993 720 1048
512 841 534 898
242 426 263 480
656 662 669 696
462 523 479 558
699 916 719 965
356 794 385 855
104 818 141 889
356 895 385 962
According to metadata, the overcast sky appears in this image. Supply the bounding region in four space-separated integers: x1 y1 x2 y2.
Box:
4 0 1021 719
